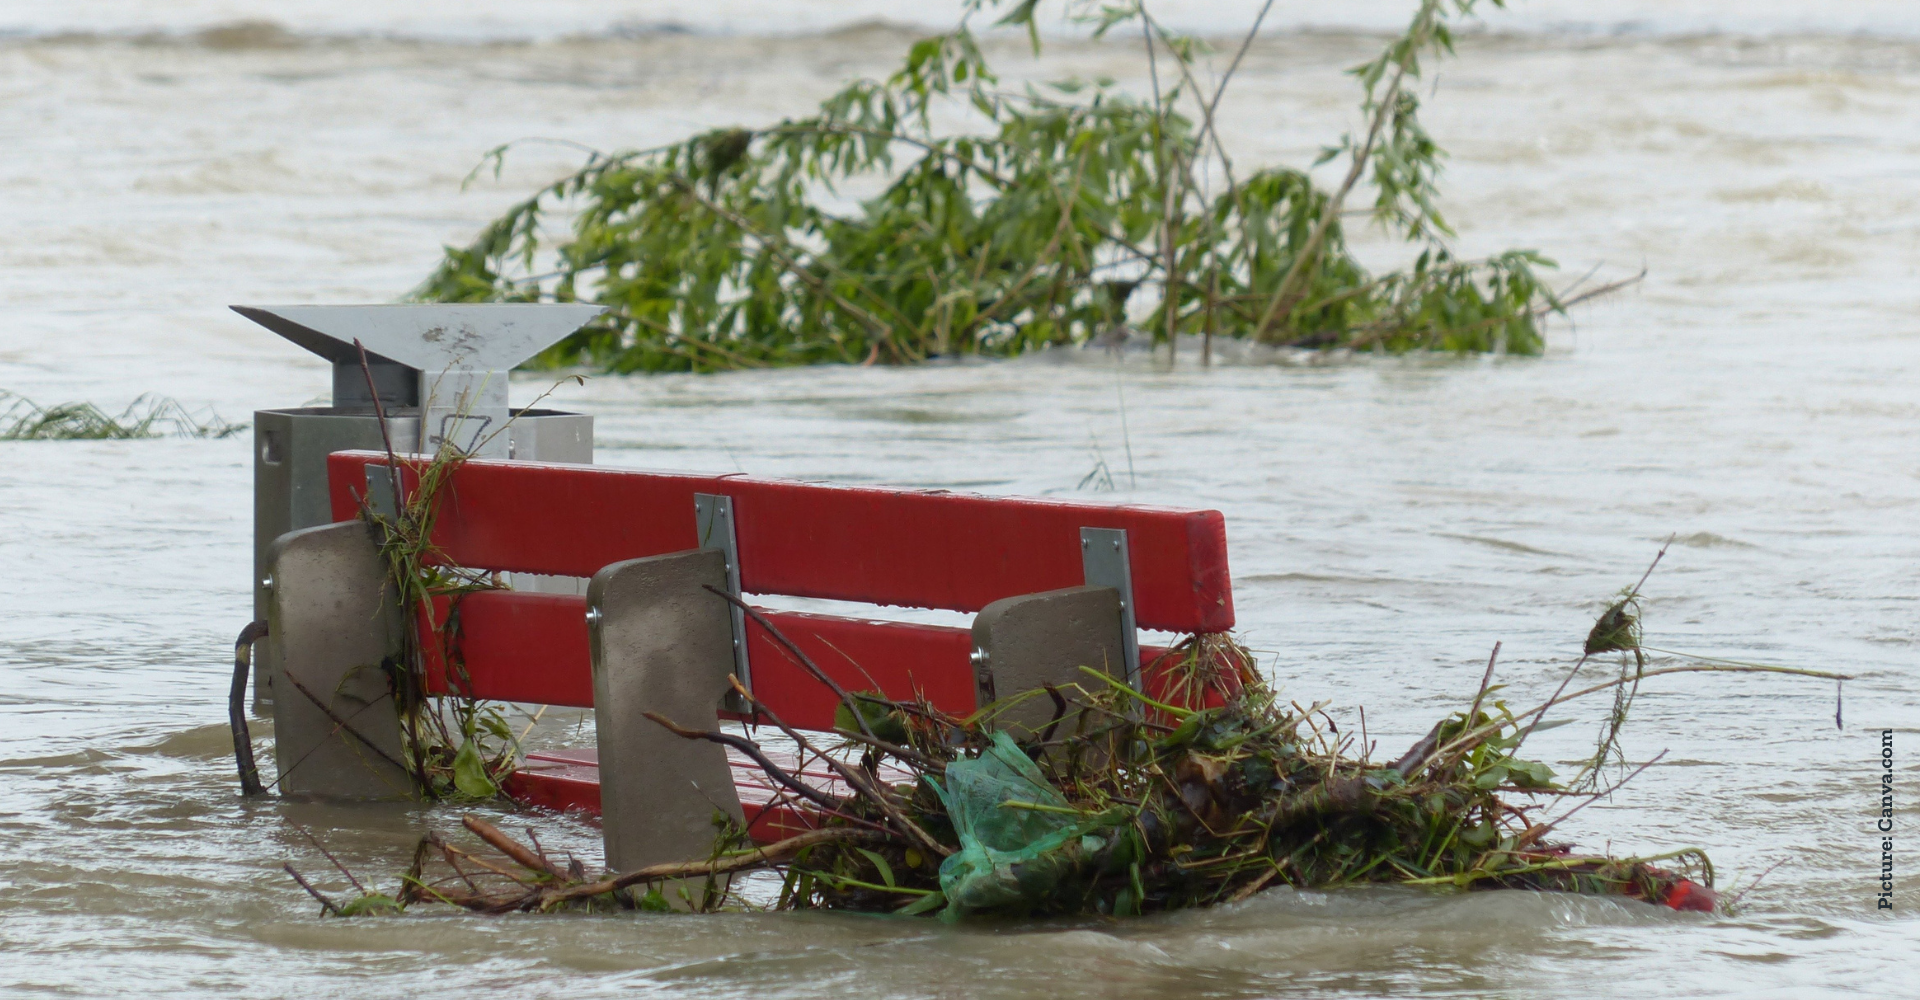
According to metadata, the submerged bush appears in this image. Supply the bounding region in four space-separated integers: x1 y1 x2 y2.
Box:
418 1 1591 371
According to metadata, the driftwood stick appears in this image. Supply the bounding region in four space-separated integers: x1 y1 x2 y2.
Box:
294 823 367 894
1389 720 1445 779
1465 642 1501 728
432 829 544 886
544 827 891 904
427 832 485 893
462 815 567 880
397 837 434 904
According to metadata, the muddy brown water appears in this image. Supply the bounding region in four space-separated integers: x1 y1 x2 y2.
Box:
1 7 1916 997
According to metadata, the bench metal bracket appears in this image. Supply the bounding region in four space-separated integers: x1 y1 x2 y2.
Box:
364 463 400 521
1080 527 1141 689
694 493 752 703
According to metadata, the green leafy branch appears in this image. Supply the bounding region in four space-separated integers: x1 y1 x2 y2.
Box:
417 0 1616 371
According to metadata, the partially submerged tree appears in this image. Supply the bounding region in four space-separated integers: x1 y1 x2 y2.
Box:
417 0 1608 372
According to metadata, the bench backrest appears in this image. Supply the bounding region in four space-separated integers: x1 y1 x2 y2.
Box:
325 450 1235 729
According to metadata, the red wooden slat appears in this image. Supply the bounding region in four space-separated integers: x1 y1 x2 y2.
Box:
504 754 601 816
419 591 595 707
730 610 975 729
413 590 979 722
328 451 1233 632
414 591 1194 727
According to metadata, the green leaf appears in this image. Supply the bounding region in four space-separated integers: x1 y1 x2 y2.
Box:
896 889 946 916
1507 759 1558 789
451 738 498 799
833 694 910 744
336 893 404 917
636 887 673 912
855 848 897 888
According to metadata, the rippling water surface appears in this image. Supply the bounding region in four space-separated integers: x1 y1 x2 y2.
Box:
1 2 1916 996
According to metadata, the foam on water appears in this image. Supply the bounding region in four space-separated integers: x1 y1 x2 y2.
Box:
3 0 1920 42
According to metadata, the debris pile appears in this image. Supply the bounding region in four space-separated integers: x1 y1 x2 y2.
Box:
293 550 1849 921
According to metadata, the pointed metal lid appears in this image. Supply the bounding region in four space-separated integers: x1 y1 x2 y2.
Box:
231 304 606 371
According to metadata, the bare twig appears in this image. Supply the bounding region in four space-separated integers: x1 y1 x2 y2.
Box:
280 670 413 776
283 863 342 916
294 824 367 894
1517 750 1668 847
726 675 950 859
701 585 878 745
1255 62 1408 337
353 339 407 522
1466 642 1502 726
643 712 847 813
544 827 891 905
462 815 567 880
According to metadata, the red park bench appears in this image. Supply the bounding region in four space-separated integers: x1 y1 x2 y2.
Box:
261 450 1236 873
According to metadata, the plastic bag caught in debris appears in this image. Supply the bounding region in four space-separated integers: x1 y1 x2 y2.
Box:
930 732 1114 919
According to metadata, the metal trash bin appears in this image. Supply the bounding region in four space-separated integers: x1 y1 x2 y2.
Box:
235 303 604 705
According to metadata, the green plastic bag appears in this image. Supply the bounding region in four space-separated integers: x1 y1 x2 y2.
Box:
931 732 1108 918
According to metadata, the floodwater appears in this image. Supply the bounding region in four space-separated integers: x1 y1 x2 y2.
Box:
2 2 1917 996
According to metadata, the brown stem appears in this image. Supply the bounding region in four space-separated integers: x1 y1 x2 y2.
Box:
294 823 367 894
727 675 950 859
462 815 567 880
1433 663 1853 771
1514 750 1668 848
280 670 413 776
1389 719 1445 779
353 338 407 520
1225 860 1286 903
430 830 541 886
643 711 847 814
283 863 341 916
1465 642 1501 728
544 827 892 904
1255 63 1409 339
701 585 878 745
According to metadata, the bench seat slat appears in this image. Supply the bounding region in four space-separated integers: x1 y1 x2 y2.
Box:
508 747 922 844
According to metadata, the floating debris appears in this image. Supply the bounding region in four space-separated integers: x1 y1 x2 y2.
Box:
0 390 244 440
295 575 1848 922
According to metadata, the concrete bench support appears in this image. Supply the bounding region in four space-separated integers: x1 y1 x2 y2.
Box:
970 585 1126 737
266 520 414 800
588 549 746 876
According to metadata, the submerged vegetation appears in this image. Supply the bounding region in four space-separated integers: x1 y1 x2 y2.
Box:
0 390 243 440
417 0 1631 372
291 548 1844 921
